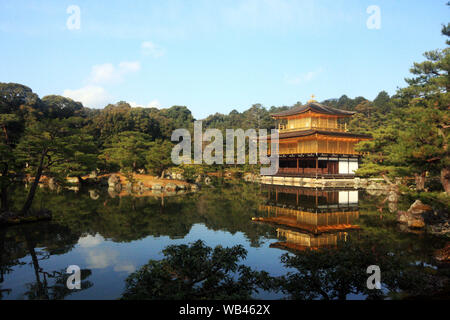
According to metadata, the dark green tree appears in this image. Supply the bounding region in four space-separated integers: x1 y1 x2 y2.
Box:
373 91 393 114
41 95 84 119
100 131 152 173
145 139 174 178
0 83 43 213
122 240 271 300
15 119 98 215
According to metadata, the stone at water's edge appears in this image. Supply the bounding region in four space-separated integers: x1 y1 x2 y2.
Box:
165 183 177 191
89 189 100 200
397 200 433 229
191 184 199 190
195 175 202 184
434 244 450 264
408 200 433 215
152 184 162 190
408 218 426 229
108 174 121 188
125 182 133 192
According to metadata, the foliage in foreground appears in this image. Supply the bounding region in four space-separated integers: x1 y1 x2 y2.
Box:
122 240 271 300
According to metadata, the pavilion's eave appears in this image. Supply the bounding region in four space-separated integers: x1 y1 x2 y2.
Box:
259 130 372 141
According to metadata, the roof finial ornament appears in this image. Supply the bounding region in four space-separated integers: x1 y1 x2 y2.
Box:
308 94 317 103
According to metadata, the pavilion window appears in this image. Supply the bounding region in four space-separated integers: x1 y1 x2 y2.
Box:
318 117 327 128
303 117 311 129
328 118 338 130
289 119 295 129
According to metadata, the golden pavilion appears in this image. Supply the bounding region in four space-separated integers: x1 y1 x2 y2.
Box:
267 98 371 177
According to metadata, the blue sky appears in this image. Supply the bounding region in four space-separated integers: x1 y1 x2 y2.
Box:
0 0 448 119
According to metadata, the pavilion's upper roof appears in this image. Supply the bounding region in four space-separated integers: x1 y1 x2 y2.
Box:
271 102 355 118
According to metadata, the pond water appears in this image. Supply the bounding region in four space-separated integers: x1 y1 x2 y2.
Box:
0 181 446 300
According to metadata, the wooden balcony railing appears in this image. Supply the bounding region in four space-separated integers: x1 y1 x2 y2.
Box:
278 167 329 175
274 167 356 178
278 124 347 133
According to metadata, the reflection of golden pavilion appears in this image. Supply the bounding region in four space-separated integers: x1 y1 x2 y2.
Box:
271 229 349 252
254 186 360 252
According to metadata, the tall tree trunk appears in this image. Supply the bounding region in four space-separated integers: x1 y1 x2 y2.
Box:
20 152 45 216
414 172 426 191
441 167 450 195
160 169 165 179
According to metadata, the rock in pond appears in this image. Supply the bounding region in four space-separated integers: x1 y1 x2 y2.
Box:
108 174 121 188
165 183 177 191
152 184 163 191
397 200 433 229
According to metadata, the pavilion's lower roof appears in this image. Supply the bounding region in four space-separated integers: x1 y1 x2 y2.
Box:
260 130 372 140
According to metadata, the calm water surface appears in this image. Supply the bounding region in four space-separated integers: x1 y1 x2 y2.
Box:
0 181 443 299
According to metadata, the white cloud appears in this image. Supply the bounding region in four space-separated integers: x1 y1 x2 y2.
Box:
89 61 141 85
63 85 111 108
81 247 135 273
63 60 142 108
129 99 161 109
90 63 117 84
141 41 165 58
78 234 105 248
284 67 324 85
84 248 119 269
